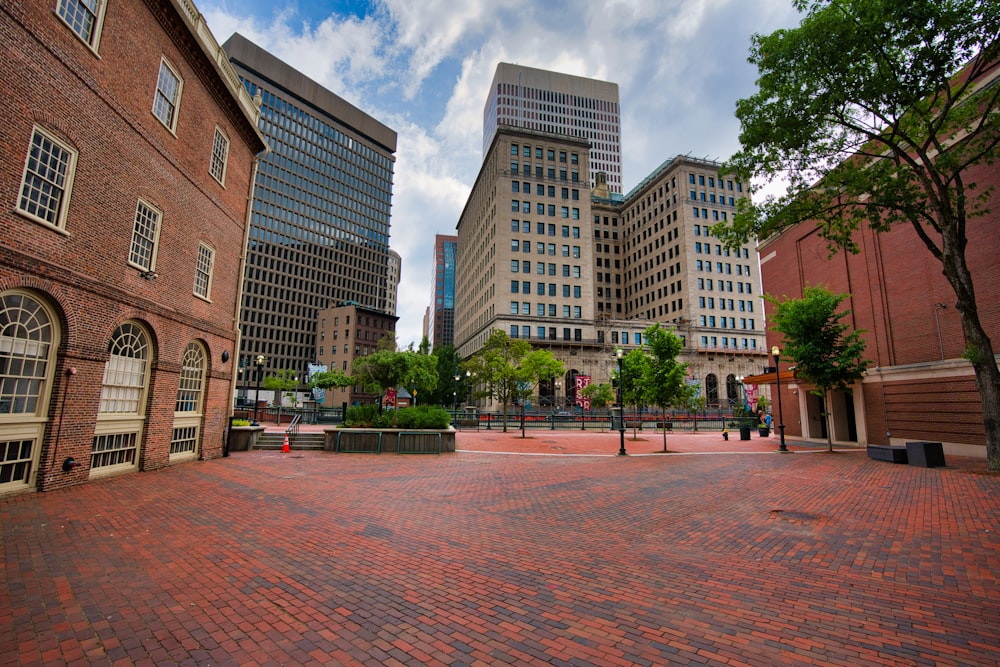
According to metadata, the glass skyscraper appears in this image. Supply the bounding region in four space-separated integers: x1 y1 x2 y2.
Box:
223 34 397 383
429 235 457 348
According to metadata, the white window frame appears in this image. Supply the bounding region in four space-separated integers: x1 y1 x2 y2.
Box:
209 127 229 185
128 199 162 272
153 57 183 133
194 243 215 301
16 126 77 232
56 0 107 52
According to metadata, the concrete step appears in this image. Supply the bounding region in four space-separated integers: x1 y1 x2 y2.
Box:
255 432 327 450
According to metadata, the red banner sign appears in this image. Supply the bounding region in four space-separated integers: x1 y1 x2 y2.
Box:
575 375 592 411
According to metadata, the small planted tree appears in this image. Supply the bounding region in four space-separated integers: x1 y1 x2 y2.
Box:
262 369 300 422
352 342 439 422
768 286 869 451
580 383 615 432
636 324 690 452
465 330 564 433
308 369 353 410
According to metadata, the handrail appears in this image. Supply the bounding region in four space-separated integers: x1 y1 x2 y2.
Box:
285 414 301 440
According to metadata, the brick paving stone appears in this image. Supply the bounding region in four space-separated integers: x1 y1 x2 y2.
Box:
2 430 998 665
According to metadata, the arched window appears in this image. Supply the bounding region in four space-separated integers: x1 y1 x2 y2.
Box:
175 342 206 413
93 322 150 475
726 374 739 407
0 291 58 492
100 322 149 414
171 342 206 460
705 374 719 407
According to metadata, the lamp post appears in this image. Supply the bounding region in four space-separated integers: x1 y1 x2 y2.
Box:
554 379 561 409
771 346 787 452
453 373 460 412
252 354 265 426
616 348 627 456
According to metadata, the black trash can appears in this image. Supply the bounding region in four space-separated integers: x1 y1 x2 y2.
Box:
739 423 752 441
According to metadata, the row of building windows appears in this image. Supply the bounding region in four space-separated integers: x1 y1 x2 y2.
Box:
510 240 582 257
511 282 583 298
511 220 582 237
511 201 581 218
688 173 742 192
510 261 583 277
699 336 758 349
510 326 585 342
510 144 580 164
511 182 581 200
696 277 754 295
698 315 756 329
698 297 756 312
510 302 584 318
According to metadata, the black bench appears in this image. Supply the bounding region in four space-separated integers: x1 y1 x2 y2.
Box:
867 444 908 463
905 441 945 468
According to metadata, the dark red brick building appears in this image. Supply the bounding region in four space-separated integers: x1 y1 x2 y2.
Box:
750 108 999 459
0 0 266 494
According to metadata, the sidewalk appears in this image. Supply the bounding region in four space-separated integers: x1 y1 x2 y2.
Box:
3 430 997 665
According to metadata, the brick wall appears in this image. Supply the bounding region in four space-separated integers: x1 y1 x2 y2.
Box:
760 153 999 450
1 1 263 492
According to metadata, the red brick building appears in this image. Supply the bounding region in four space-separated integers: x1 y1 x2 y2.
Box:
315 302 397 407
751 137 999 459
0 0 266 494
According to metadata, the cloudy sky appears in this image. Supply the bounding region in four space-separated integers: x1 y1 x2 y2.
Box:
197 0 803 348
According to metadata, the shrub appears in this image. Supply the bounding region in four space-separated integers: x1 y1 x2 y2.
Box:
231 419 251 427
342 404 452 429
393 406 452 429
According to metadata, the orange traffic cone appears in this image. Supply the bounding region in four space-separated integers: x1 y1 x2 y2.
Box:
282 433 290 453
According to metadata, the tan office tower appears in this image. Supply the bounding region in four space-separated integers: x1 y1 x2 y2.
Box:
484 63 622 195
615 156 768 407
456 126 654 409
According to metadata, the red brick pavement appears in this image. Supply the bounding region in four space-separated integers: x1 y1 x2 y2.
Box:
2 430 998 666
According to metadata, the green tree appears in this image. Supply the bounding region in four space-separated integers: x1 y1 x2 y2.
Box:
465 330 564 433
713 0 1000 469
768 287 870 451
637 324 691 452
308 368 353 409
352 345 438 415
262 369 300 422
580 383 615 432
425 345 465 408
614 349 650 439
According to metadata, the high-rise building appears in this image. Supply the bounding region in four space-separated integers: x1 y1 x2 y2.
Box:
223 34 397 387
386 249 401 316
484 63 623 194
456 126 656 408
1 0 265 493
428 235 458 349
455 126 766 410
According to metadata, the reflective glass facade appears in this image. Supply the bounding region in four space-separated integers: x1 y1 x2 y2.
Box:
225 35 396 380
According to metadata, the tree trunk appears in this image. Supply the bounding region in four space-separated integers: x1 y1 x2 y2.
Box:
940 229 1000 471
823 390 833 452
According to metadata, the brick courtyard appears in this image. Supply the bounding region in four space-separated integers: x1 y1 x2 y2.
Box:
2 431 998 666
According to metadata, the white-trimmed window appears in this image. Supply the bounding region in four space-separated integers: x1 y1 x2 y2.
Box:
194 243 214 300
153 58 183 131
93 322 151 476
57 0 107 50
129 199 161 271
171 342 206 461
209 127 229 185
17 127 77 230
99 323 149 414
0 291 59 493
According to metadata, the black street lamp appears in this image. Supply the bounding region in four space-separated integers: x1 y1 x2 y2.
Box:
772 345 788 452
616 348 627 456
252 354 266 426
453 372 460 412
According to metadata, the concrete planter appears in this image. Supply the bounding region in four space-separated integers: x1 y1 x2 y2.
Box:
228 425 265 452
323 427 456 453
